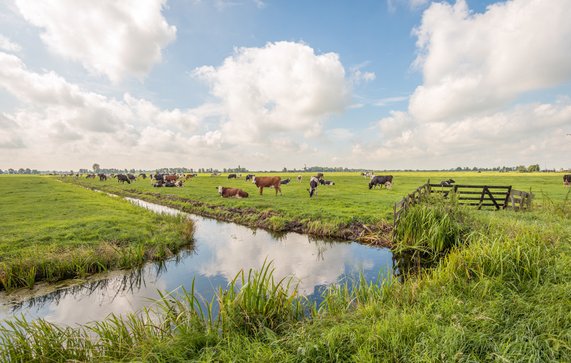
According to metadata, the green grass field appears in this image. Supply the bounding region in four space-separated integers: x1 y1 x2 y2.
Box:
1 192 569 362
66 171 570 242
0 176 195 291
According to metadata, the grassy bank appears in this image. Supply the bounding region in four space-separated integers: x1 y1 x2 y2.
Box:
63 171 569 245
1 199 569 361
0 176 195 291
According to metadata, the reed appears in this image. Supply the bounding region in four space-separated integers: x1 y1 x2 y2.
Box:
393 199 468 260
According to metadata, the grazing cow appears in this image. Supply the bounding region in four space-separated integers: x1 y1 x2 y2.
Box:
98 173 107 181
164 174 178 182
439 179 456 187
138 173 147 179
185 173 197 180
115 174 130 184
217 186 249 198
280 178 291 185
297 175 302 182
127 174 136 182
252 176 282 195
228 173 237 179
316 172 324 180
320 179 335 186
86 174 96 179
564 174 571 187
307 176 319 198
245 174 255 182
369 175 393 190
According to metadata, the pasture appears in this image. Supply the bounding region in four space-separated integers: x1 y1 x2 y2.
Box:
66 171 570 242
1 178 570 362
0 176 195 291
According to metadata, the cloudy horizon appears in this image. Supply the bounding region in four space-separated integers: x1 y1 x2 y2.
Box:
1 0 570 171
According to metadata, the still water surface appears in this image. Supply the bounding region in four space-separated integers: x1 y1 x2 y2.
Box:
0 198 393 326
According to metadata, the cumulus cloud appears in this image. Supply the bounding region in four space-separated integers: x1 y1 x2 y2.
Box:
0 34 21 53
14 0 176 82
362 99 571 169
0 113 24 148
193 41 350 144
0 51 216 168
410 0 571 122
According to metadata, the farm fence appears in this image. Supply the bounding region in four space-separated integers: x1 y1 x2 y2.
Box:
393 180 533 226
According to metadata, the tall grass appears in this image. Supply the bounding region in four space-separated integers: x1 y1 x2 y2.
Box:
218 260 305 335
393 198 468 260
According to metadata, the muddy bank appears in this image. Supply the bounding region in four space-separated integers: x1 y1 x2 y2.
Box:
89 186 393 247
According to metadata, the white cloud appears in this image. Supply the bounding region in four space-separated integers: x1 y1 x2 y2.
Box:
0 113 24 148
0 51 216 168
193 41 350 145
362 100 571 169
14 0 176 82
351 69 376 83
0 34 21 53
410 0 571 122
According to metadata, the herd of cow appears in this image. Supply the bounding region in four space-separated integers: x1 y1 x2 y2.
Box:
76 173 571 200
85 171 395 199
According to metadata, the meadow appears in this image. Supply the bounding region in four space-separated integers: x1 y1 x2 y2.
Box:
1 190 569 362
67 171 570 243
0 176 195 291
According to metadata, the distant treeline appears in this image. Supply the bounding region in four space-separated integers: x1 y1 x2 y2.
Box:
1 163 568 174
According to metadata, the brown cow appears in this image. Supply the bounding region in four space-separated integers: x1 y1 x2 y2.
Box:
252 176 282 195
218 186 249 198
164 174 178 182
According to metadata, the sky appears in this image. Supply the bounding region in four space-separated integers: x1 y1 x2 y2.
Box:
0 0 570 171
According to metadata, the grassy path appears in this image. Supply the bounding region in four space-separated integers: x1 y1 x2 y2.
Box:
0 176 194 291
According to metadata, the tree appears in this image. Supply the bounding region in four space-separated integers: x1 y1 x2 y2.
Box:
527 164 540 172
93 163 100 173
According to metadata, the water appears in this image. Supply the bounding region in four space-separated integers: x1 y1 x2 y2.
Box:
0 198 393 326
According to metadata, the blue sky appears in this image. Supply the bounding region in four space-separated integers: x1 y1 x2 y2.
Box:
0 0 570 171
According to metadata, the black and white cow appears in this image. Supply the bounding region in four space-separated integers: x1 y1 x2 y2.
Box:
308 176 320 198
369 175 393 190
564 174 571 187
319 179 335 186
245 174 255 182
439 179 455 187
280 178 291 185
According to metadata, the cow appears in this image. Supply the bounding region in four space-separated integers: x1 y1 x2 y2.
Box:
297 175 302 182
245 174 255 182
280 178 291 185
369 175 393 190
138 173 147 179
115 174 130 184
217 186 249 198
228 173 237 179
252 176 282 195
564 174 571 187
153 180 164 187
164 174 178 182
185 173 197 180
210 172 220 177
98 173 107 181
439 179 455 187
320 179 335 186
307 176 319 198
153 173 164 182
86 174 96 179
316 172 324 180
127 174 136 182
